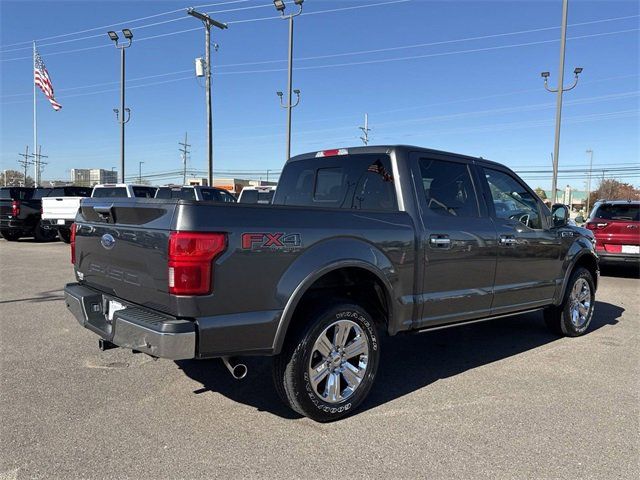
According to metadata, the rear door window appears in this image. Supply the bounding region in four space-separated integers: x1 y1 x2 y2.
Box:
419 159 479 217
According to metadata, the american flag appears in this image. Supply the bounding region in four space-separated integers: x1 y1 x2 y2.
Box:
367 159 393 182
34 50 62 111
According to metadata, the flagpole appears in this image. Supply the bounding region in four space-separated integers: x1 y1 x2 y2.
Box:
33 41 38 187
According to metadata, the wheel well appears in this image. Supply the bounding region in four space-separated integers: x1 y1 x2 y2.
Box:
285 267 391 340
573 254 599 290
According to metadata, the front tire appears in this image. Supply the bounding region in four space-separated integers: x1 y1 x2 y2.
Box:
544 267 595 337
272 301 380 422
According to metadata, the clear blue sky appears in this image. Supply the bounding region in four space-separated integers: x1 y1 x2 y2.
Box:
1 0 638 190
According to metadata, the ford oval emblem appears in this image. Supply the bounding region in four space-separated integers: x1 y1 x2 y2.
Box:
101 233 116 250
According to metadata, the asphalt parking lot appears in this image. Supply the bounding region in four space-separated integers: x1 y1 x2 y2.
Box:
1 239 638 479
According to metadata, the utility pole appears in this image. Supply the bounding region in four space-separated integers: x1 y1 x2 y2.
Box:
138 161 144 183
540 0 583 203
18 146 32 187
585 149 594 215
179 132 191 185
274 0 304 162
359 113 371 146
34 145 48 184
188 8 228 188
107 29 133 183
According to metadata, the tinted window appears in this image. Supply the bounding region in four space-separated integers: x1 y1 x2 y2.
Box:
483 168 542 229
0 188 34 200
92 187 128 198
219 190 237 203
419 159 479 217
594 203 639 221
33 188 52 199
314 168 345 202
48 187 90 197
154 187 173 199
132 186 157 198
199 189 221 201
275 154 397 211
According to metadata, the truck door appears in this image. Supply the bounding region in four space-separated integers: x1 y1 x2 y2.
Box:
411 153 498 328
478 166 563 313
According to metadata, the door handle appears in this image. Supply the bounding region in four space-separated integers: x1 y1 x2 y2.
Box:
499 235 517 246
429 235 451 248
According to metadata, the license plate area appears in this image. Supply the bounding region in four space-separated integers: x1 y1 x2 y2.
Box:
57 219 65 225
621 245 640 254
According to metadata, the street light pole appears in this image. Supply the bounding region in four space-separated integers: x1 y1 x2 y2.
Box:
187 8 228 188
108 29 133 183
540 0 583 202
274 0 303 162
585 149 594 216
139 161 144 183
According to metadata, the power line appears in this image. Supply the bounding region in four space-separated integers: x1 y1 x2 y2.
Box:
0 1 250 49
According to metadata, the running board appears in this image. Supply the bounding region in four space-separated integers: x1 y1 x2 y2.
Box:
414 307 544 334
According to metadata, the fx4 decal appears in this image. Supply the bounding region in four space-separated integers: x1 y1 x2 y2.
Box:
241 232 302 252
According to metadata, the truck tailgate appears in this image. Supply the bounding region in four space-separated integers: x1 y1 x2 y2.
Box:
75 199 177 312
42 196 82 221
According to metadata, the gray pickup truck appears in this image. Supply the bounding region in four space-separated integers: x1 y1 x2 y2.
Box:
64 145 598 421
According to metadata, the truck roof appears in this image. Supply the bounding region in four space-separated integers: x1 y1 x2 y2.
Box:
289 145 503 168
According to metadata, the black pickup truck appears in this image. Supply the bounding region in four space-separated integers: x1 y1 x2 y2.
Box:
0 187 57 241
64 146 599 421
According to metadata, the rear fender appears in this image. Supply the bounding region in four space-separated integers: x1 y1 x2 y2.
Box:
272 238 400 354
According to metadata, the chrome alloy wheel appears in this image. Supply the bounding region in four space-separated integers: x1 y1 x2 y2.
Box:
307 319 370 404
569 278 591 328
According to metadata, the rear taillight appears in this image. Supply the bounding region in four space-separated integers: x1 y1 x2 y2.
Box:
70 223 77 264
11 200 20 217
168 232 227 295
586 222 608 230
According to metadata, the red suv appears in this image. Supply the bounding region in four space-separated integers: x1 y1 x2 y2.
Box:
585 200 640 264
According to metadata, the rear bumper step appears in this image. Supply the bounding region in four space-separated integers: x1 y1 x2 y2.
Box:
64 283 196 360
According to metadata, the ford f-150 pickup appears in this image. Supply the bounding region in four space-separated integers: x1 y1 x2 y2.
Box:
64 146 599 421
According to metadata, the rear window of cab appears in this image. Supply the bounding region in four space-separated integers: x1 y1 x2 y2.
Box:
274 154 397 212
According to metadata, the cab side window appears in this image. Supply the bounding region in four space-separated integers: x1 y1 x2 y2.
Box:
483 168 542 229
419 159 479 217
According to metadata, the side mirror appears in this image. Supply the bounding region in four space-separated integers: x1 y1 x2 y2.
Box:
551 203 569 228
575 215 584 224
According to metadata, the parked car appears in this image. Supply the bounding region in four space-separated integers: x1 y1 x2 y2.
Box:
64 145 598 421
41 186 93 243
91 184 158 198
238 186 276 204
0 187 57 242
581 200 639 264
155 185 236 202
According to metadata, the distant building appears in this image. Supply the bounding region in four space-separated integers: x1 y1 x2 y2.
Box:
185 177 274 194
543 186 588 212
70 168 118 187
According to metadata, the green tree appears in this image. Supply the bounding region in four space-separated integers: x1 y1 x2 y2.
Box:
534 187 547 201
589 179 640 207
0 169 34 187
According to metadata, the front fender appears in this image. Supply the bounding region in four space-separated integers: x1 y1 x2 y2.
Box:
271 237 406 354
554 236 599 306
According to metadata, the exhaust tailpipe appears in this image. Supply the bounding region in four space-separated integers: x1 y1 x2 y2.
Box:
221 356 248 380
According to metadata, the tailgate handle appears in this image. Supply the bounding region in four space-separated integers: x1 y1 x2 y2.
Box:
93 205 113 215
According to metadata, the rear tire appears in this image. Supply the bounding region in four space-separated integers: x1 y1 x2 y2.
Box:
0 229 21 241
58 228 71 244
272 301 380 422
544 267 595 337
33 220 58 242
